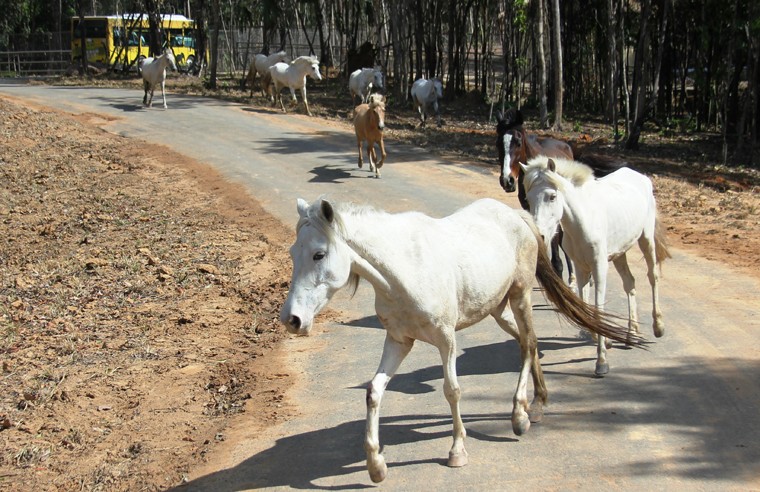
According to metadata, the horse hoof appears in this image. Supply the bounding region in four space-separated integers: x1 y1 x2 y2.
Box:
447 450 468 468
528 404 544 423
595 362 609 377
367 456 387 483
512 414 530 436
653 323 665 338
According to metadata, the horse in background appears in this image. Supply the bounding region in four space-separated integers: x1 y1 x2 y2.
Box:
269 55 322 116
243 50 289 97
140 48 177 109
280 197 641 483
411 77 444 127
353 94 386 178
349 66 384 104
522 156 669 376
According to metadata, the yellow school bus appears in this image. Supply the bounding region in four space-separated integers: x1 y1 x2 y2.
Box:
71 14 200 72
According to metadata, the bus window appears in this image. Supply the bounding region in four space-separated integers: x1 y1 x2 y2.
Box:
72 19 108 38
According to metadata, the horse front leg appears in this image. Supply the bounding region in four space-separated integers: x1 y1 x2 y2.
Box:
160 80 167 109
376 136 386 170
549 231 564 280
434 101 442 127
592 262 610 377
366 142 376 175
612 254 639 339
356 137 364 169
437 334 468 468
301 87 312 116
142 81 149 106
365 334 413 483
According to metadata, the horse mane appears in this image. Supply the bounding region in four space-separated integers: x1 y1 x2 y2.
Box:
522 155 594 193
293 55 318 66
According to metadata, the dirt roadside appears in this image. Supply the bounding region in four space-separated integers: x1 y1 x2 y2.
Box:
1 80 759 491
0 96 295 490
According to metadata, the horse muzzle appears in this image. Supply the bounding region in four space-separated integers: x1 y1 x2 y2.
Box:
280 311 312 336
500 175 516 193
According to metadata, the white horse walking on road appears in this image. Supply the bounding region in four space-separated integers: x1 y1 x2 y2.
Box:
140 48 177 109
522 156 670 377
349 66 384 104
280 197 640 483
269 55 322 116
244 50 289 97
411 77 444 127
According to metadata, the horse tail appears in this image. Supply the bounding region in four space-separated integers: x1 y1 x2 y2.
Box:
654 215 671 265
518 212 645 348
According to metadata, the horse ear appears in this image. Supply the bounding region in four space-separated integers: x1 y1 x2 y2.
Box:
514 109 524 126
519 162 529 173
547 159 556 172
496 111 504 123
297 198 309 218
320 199 335 224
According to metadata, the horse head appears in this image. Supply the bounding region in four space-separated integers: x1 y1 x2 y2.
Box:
295 56 322 81
496 126 526 193
368 95 386 131
164 48 177 71
433 79 443 100
520 158 565 245
280 198 355 336
373 66 384 89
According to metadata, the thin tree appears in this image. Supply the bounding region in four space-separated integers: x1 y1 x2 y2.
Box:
536 0 549 128
551 0 563 130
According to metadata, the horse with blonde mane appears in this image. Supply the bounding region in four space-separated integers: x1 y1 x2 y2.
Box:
281 197 642 483
353 94 386 178
521 156 669 376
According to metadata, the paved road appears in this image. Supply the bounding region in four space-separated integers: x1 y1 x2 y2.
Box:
2 81 759 491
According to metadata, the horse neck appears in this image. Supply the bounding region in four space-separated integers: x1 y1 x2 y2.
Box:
338 212 395 297
552 178 593 239
521 129 543 159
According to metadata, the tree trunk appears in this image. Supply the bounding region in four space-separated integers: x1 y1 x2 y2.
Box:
626 0 671 150
536 0 549 128
606 0 617 125
208 0 221 89
551 0 563 130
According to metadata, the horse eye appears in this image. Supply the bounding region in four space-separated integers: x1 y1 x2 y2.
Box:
548 193 557 202
313 251 326 261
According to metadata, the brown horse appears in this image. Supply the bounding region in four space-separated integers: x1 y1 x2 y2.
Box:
354 94 387 178
496 109 575 282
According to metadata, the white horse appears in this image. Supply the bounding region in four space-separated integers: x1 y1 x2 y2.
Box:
244 50 289 97
269 55 322 116
349 66 384 104
411 77 444 127
280 197 639 483
140 48 177 109
521 156 670 377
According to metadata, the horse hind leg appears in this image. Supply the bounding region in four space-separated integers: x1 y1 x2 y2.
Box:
639 233 665 337
492 294 547 429
365 335 413 483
